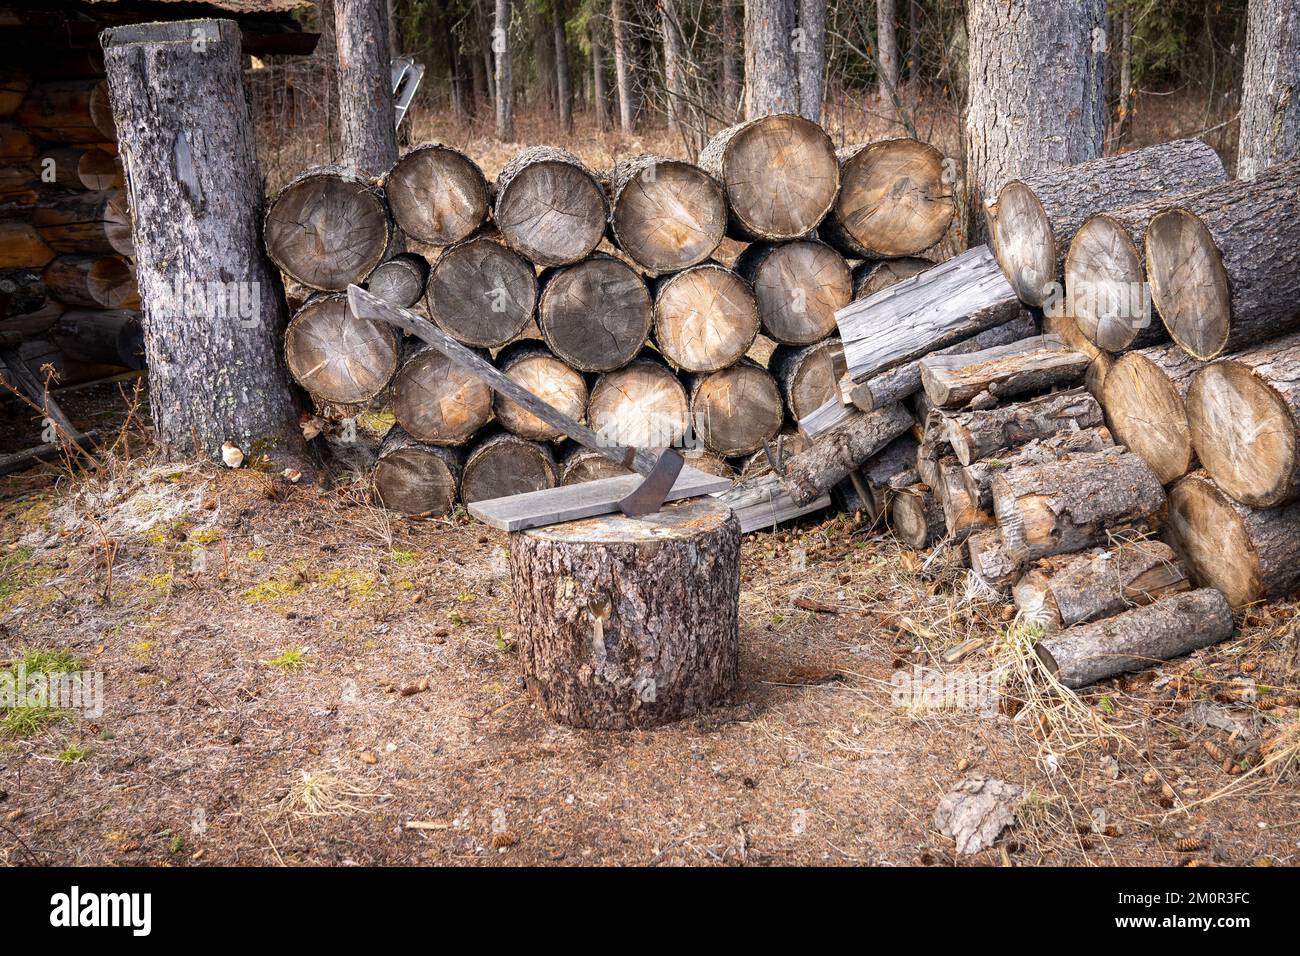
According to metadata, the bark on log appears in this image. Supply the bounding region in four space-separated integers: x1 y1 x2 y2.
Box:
0 268 45 318
1185 330 1300 507
538 254 651 372
50 310 145 370
780 402 913 507
967 529 1022 591
959 426 1115 514
688 358 785 458
698 114 839 241
851 257 931 299
734 239 850 345
652 262 757 372
508 496 740 729
892 483 946 549
937 457 995 542
461 428 559 503
769 337 844 421
740 426 811 479
717 471 831 533
373 425 463 516
1041 312 1111 399
284 293 400 406
264 166 391 292
861 431 919 517
1103 344 1202 485
822 139 955 258
103 19 310 469
41 255 137 310
1165 470 1300 609
1012 540 1189 633
365 253 427 309
1035 588 1232 689
494 146 607 267
426 235 537 348
1237 0 1300 179
588 352 689 449
32 145 123 191
32 189 132 256
493 339 588 442
842 312 1036 416
16 80 116 143
1145 160 1300 360
992 446 1166 562
608 155 726 274
989 138 1225 307
918 334 1089 409
383 144 489 246
940 387 1104 466
839 245 1022 384
391 344 493 445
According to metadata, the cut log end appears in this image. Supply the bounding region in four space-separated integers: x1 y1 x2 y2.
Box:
373 430 462 516
1145 208 1231 361
284 295 399 406
892 483 945 549
1065 213 1152 352
494 343 588 442
990 181 1054 306
851 257 931 299
461 431 558 503
830 139 955 258
426 237 537 348
653 263 757 372
611 158 726 273
495 150 607 267
392 346 493 446
738 240 851 345
265 170 391 292
588 355 689 449
383 144 489 246
690 361 784 457
540 255 651 372
1103 348 1199 485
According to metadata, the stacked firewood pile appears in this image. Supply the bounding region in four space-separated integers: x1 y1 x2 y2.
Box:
0 69 143 383
263 115 958 520
785 142 1300 688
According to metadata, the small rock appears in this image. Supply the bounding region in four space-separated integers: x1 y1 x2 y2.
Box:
933 775 1023 855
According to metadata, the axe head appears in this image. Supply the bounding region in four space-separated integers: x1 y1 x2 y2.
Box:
617 447 685 518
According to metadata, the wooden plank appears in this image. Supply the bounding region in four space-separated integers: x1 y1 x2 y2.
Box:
467 463 732 531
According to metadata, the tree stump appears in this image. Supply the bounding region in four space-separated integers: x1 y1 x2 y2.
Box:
508 496 740 729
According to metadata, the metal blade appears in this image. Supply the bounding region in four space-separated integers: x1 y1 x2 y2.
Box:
617 447 685 517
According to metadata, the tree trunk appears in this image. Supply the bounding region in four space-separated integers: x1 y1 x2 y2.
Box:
425 236 537 348
373 425 463 516
493 145 607 266
797 0 826 122
964 0 1106 233
392 344 493 444
508 497 740 729
591 15 609 131
769 337 845 422
538 254 651 372
1185 330 1300 508
1166 470 1300 608
493 339 588 442
743 0 798 118
839 245 1021 385
660 0 686 134
587 353 689 448
967 529 1022 590
284 293 400 407
335 0 398 178
383 144 489 245
610 0 634 132
41 255 137 310
652 263 757 372
102 19 310 470
993 447 1166 562
699 115 839 241
689 359 787 459
364 252 427 308
494 0 514 140
461 428 558 503
32 189 132 257
1237 0 1300 179
734 240 851 345
893 482 945 548
780 402 913 506
1145 160 1300 360
608 155 726 274
16 80 116 143
721 0 740 120
264 167 391 291
1013 540 1189 633
875 0 898 106
992 137 1225 309
1102 344 1201 485
1036 589 1231 689
554 0 573 133
822 139 955 260
919 334 1089 409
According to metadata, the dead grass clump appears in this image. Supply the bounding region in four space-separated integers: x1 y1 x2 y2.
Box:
272 769 388 819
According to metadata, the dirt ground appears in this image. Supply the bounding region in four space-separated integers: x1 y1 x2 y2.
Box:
1 390 1297 867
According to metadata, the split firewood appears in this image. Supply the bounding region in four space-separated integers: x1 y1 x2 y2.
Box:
1103 343 1202 485
959 426 1114 513
992 447 1166 562
936 457 996 543
967 529 1022 591
940 387 1104 466
859 432 920 518
779 403 914 507
892 483 946 549
1035 588 1233 689
717 471 831 534
918 334 1089 409
1013 540 1190 633
1041 312 1111 399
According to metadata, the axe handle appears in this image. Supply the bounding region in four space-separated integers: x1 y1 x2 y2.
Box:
347 285 660 476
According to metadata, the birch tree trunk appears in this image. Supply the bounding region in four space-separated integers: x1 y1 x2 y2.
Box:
964 0 1106 230
335 0 398 178
611 0 634 131
744 0 798 118
494 0 513 141
1237 0 1300 179
101 19 310 471
797 0 826 122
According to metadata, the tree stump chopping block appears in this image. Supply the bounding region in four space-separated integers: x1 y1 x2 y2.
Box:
508 497 740 729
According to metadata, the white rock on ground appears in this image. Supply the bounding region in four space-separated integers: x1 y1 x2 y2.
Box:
933 775 1023 855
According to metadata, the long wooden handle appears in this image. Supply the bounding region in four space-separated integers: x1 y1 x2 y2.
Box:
346 285 659 477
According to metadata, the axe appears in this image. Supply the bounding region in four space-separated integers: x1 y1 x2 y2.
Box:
347 284 684 517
